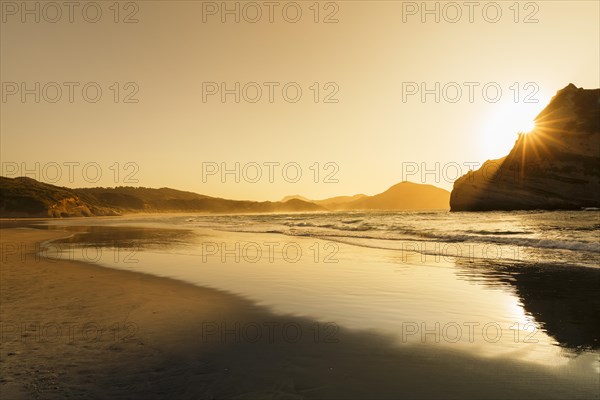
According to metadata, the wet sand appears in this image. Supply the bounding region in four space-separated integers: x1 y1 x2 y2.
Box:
1 228 597 399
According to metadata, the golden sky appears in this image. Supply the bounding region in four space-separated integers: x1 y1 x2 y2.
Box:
1 1 599 200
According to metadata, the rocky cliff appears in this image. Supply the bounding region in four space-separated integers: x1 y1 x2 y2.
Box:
450 84 600 211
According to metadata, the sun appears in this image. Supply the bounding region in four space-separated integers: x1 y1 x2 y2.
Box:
519 117 536 134
479 97 549 159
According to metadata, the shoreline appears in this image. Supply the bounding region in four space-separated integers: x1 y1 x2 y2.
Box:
2 207 598 224
1 228 598 399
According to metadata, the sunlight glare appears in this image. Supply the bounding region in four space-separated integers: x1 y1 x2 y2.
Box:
479 96 549 159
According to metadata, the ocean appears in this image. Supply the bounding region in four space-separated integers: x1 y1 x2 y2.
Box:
182 210 600 269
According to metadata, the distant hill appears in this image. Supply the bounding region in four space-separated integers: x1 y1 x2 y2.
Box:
280 194 367 208
1 177 450 218
450 84 600 211
281 183 449 211
280 195 312 203
0 177 324 218
338 182 449 210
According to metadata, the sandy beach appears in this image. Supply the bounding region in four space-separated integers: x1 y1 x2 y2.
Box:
1 226 598 399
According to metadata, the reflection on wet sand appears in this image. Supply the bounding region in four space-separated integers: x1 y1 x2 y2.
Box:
454 258 600 351
47 225 199 250
42 225 600 356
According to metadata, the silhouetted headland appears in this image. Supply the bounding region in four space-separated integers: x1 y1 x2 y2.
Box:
451 84 600 211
